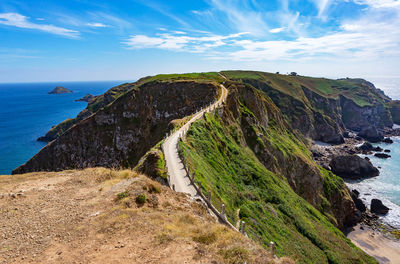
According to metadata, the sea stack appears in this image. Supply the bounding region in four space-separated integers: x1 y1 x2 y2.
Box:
48 86 73 94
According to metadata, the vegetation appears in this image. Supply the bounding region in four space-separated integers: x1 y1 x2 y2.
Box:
180 110 376 264
221 70 389 107
135 193 147 205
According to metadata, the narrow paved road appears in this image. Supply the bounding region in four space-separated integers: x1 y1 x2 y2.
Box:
162 83 228 197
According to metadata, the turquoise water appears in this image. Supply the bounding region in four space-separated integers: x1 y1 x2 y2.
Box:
346 138 400 228
0 81 123 174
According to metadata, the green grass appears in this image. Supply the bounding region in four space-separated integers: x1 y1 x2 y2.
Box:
180 112 376 264
142 72 224 84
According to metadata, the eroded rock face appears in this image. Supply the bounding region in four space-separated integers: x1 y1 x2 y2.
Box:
340 95 393 131
357 126 384 143
330 155 379 179
13 81 217 174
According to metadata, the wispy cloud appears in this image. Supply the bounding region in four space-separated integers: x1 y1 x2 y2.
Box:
269 27 286 33
0 13 79 38
124 31 248 52
86 22 109 28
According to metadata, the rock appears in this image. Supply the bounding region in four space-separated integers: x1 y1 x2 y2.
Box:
372 146 383 152
350 189 366 212
374 153 391 159
343 131 350 138
75 94 95 102
9 193 16 198
382 137 394 144
329 155 379 179
357 126 384 143
364 157 370 161
384 149 391 153
48 86 73 94
358 142 373 151
370 199 389 215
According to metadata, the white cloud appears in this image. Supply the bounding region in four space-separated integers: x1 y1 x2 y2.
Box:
352 0 400 8
269 27 286 33
86 22 109 28
123 31 248 52
0 13 79 38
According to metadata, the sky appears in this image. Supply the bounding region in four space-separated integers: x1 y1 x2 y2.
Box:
0 0 400 82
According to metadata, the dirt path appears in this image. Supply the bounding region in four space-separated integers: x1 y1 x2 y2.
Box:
162 83 228 196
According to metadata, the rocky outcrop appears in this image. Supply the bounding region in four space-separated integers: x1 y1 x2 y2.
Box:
329 155 379 179
340 95 393 131
389 100 400 124
357 126 384 143
382 137 394 144
374 153 391 159
370 199 389 215
350 189 366 212
48 86 72 94
75 94 96 102
14 81 218 174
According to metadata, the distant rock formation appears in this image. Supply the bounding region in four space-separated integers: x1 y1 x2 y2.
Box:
75 94 95 102
48 86 73 94
370 199 389 215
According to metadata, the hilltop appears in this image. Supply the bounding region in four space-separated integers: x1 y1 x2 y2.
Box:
11 70 399 263
1 168 290 263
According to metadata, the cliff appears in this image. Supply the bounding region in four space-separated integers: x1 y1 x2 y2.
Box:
221 71 393 143
13 70 394 263
15 79 218 174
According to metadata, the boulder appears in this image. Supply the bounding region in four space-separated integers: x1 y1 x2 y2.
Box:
374 153 391 159
384 149 391 153
357 126 384 143
350 190 366 212
370 199 389 215
382 137 394 144
329 155 379 179
358 142 373 151
372 146 383 152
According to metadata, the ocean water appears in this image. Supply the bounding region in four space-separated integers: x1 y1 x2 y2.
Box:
346 138 400 228
0 81 123 175
345 77 400 228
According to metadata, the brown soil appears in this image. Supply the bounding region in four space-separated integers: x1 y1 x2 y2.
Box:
0 168 293 264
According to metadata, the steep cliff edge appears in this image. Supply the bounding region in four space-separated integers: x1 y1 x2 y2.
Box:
179 82 375 263
222 71 393 143
14 80 218 174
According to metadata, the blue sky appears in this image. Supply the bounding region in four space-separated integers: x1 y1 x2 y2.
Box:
0 0 399 82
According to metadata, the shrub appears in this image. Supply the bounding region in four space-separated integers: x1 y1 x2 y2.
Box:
116 191 129 201
135 194 146 205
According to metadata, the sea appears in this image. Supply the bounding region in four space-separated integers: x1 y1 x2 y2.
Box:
0 77 399 228
0 81 124 175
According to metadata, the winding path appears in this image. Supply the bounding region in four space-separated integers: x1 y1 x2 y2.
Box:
162 82 228 197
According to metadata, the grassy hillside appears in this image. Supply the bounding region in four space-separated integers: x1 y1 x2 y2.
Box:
178 83 377 263
221 70 388 107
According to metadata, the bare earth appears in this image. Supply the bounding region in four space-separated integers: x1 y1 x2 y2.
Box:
347 225 400 264
0 168 290 264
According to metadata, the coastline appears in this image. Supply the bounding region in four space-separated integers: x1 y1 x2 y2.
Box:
347 225 400 264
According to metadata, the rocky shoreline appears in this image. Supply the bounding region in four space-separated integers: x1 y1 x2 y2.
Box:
311 127 400 240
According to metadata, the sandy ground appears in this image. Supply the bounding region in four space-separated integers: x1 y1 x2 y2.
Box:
0 168 284 264
347 225 400 264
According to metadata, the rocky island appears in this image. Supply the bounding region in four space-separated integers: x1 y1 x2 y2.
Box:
48 86 73 94
7 71 400 263
75 93 95 102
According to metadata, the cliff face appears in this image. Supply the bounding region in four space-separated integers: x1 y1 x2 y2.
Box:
222 71 394 143
340 95 393 131
179 83 374 263
14 81 217 174
389 100 400 125
223 82 355 228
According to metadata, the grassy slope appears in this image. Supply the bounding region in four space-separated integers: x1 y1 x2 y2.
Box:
221 70 387 107
180 112 376 263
